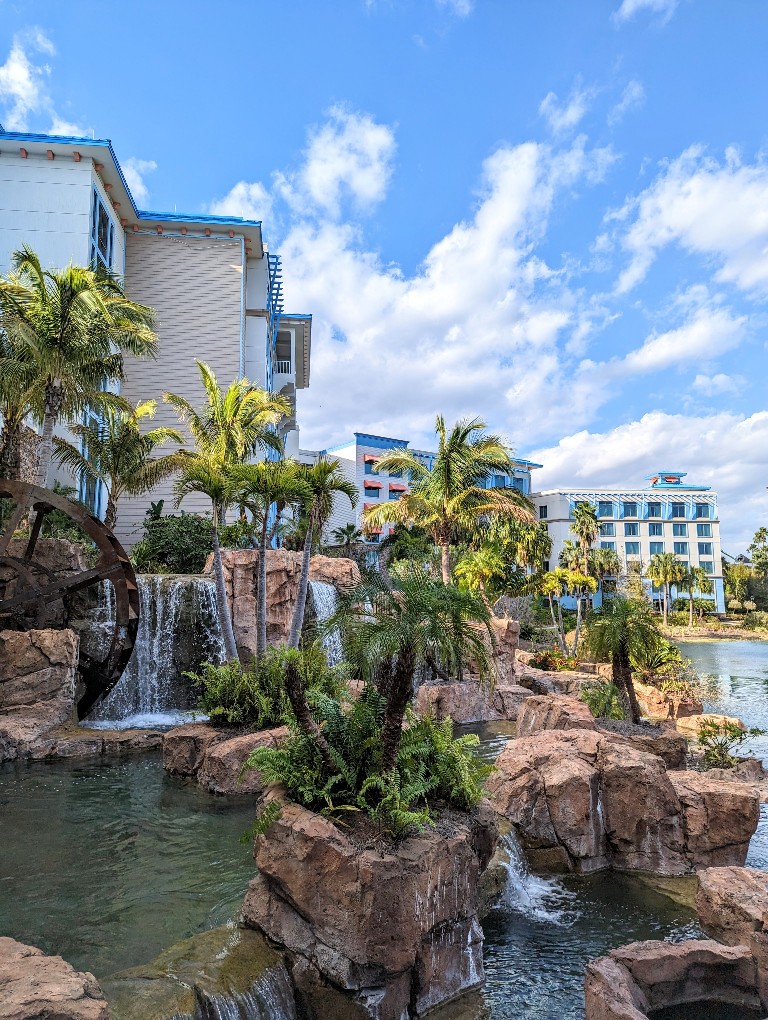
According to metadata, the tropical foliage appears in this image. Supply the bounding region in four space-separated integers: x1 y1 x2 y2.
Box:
697 719 765 770
647 552 686 626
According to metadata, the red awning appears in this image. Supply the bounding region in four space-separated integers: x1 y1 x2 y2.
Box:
363 480 383 488
389 483 407 491
366 528 383 535
363 502 377 510
363 454 378 463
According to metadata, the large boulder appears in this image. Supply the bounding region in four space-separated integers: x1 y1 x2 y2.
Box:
308 555 360 590
242 793 498 1018
584 938 761 1020
670 772 760 869
163 722 288 795
595 721 688 770
516 693 597 736
0 936 109 1020
634 680 702 722
414 679 533 724
0 628 79 762
163 722 229 777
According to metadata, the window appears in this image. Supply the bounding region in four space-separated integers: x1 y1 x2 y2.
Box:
695 503 710 519
674 542 688 555
647 502 661 518
671 502 685 518
649 522 663 537
697 523 712 537
698 542 713 556
389 491 400 501
364 460 377 475
363 487 379 500
543 561 550 573
624 522 639 537
493 475 507 488
600 541 616 550
650 541 664 556
623 501 638 517
672 523 688 537
90 190 114 270
600 522 615 537
539 505 548 520
598 501 613 517
700 561 714 574
625 542 640 556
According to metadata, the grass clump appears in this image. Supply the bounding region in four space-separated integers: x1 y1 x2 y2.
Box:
579 680 625 720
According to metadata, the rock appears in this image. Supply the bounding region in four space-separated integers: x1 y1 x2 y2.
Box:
415 681 500 724
670 772 760 869
242 793 498 1017
198 726 289 795
596 722 688 770
634 680 702 722
308 555 360 590
584 938 761 1020
676 712 747 738
489 617 519 686
491 682 535 721
163 722 228 777
0 936 109 1020
516 694 597 736
0 628 79 763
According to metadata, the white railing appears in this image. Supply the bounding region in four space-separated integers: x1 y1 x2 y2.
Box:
275 359 291 374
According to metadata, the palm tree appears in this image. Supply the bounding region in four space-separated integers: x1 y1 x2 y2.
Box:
454 543 508 609
232 460 309 659
328 566 492 769
532 567 597 654
647 552 686 626
571 502 599 575
363 415 535 583
174 456 240 662
0 329 37 480
288 458 358 649
0 246 158 486
589 546 622 603
486 516 552 571
51 399 186 530
559 539 583 571
331 522 363 551
585 595 660 723
678 565 714 628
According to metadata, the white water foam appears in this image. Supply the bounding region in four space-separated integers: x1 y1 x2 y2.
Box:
497 832 580 926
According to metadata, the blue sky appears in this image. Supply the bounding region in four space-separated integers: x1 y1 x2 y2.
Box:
1 0 767 549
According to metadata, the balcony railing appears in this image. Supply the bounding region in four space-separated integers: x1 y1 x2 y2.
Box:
275 360 291 374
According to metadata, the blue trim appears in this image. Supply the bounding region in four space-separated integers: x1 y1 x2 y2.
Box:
353 432 410 449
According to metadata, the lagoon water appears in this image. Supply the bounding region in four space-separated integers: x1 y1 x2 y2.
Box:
0 638 766 1018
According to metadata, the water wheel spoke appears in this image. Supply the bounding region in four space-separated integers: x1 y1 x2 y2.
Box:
24 505 52 560
0 498 30 553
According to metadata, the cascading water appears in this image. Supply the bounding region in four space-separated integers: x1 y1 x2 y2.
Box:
192 962 298 1020
85 575 226 729
496 831 579 926
308 580 343 666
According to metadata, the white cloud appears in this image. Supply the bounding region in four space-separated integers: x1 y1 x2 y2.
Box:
620 300 747 375
49 114 88 136
608 79 645 126
0 29 53 130
539 83 596 135
692 372 746 396
209 180 273 224
612 147 768 296
531 411 768 550
120 157 157 206
436 0 474 14
612 0 679 24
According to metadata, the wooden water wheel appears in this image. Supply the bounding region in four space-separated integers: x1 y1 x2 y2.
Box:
0 480 139 719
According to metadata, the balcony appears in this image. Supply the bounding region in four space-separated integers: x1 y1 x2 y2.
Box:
275 359 292 374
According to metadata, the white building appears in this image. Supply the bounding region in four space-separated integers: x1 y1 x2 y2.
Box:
0 127 311 548
532 471 725 613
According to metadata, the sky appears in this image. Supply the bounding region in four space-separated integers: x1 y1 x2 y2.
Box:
1 0 767 550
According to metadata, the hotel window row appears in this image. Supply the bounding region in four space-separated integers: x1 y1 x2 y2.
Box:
589 500 713 520
599 541 716 570
599 522 713 537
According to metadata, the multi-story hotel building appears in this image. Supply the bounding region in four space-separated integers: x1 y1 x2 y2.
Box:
316 432 542 542
0 127 311 549
532 471 725 612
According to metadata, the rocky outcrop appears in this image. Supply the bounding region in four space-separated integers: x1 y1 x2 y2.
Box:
309 555 360 590
488 617 519 686
163 721 288 794
634 680 702 722
486 727 760 875
0 936 109 1020
596 722 688 770
584 938 761 1020
242 793 498 1018
516 693 597 736
415 680 533 723
0 628 79 762
676 712 746 738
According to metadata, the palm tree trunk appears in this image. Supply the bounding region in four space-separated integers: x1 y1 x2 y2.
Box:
612 644 640 723
663 584 669 627
572 593 583 657
556 597 567 653
441 542 451 584
283 657 335 772
381 647 416 771
688 590 694 628
212 524 239 663
104 493 118 532
36 380 64 488
547 593 562 647
257 515 270 660
289 518 314 649
0 418 21 480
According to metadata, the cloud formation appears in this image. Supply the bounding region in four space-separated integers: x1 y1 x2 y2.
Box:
0 29 53 130
608 79 645 126
121 158 158 207
612 0 679 24
539 82 596 135
436 0 474 14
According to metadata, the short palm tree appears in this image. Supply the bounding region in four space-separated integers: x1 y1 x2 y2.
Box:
571 502 599 575
52 400 186 530
174 456 240 662
232 460 309 659
679 565 714 627
0 245 158 486
0 329 37 480
288 458 358 648
454 543 508 609
328 566 493 769
559 539 583 572
331 522 363 551
647 552 686 626
589 546 622 603
363 415 534 583
585 595 661 723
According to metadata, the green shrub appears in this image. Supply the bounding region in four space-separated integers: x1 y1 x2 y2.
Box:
529 647 579 671
188 643 350 728
131 510 214 574
697 719 765 769
671 597 717 615
243 686 493 837
743 611 768 631
579 680 624 720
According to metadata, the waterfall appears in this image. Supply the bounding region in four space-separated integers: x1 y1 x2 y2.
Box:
193 961 298 1020
497 831 579 926
85 575 225 730
308 580 343 667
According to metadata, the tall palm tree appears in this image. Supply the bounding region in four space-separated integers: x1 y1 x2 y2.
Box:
571 502 599 575
288 458 358 649
331 522 363 551
232 460 309 659
678 565 714 627
174 456 240 662
0 329 37 480
328 566 492 769
0 245 158 486
589 546 622 603
164 361 289 474
52 399 186 530
585 595 660 723
647 552 686 626
558 539 583 572
363 415 534 583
